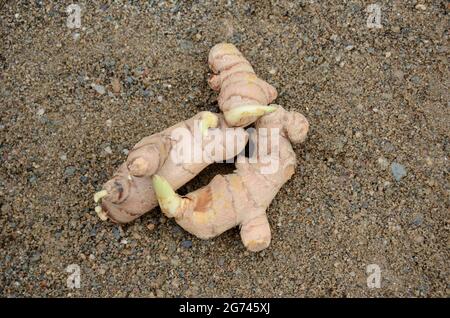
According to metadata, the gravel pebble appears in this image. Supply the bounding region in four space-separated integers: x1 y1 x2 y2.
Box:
377 157 389 170
36 108 45 116
181 240 192 248
64 166 76 177
30 252 41 263
104 146 113 154
112 227 121 240
111 78 121 93
1 1 447 298
91 84 106 95
391 162 407 181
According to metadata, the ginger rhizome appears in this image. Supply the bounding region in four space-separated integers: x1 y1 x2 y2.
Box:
208 43 279 127
152 106 309 252
94 111 248 223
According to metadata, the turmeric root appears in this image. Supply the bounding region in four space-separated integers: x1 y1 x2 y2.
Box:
152 105 309 252
95 111 249 224
208 43 278 127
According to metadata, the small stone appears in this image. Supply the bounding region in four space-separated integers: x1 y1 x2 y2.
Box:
29 175 37 184
344 45 354 51
180 40 194 51
104 58 116 69
269 68 277 75
377 157 389 170
89 254 95 260
181 240 192 248
143 89 153 97
381 93 393 100
415 4 426 10
305 56 315 63
37 108 45 116
146 223 155 231
171 258 180 266
133 233 141 240
64 166 76 176
60 154 67 161
411 76 421 84
104 146 112 154
382 141 395 153
385 52 392 58
111 78 121 93
80 176 89 184
414 234 424 244
91 84 106 95
394 70 404 80
412 213 424 226
120 239 128 245
133 66 144 77
30 252 41 263
106 119 112 127
112 227 121 240
1 204 11 213
125 76 134 84
392 26 401 33
80 175 89 184
122 149 129 155
157 96 163 102
73 33 80 41
391 162 407 181
159 216 167 224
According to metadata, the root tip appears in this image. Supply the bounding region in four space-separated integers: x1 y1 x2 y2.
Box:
95 206 108 221
152 175 181 218
94 190 108 203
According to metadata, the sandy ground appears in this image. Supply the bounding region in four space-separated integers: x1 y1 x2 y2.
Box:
0 1 448 297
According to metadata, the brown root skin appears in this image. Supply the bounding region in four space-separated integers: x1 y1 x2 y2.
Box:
153 106 309 252
96 111 248 224
127 145 161 177
208 43 278 127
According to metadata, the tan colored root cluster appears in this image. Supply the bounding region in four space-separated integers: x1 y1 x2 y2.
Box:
95 111 248 223
153 106 309 252
95 43 310 252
